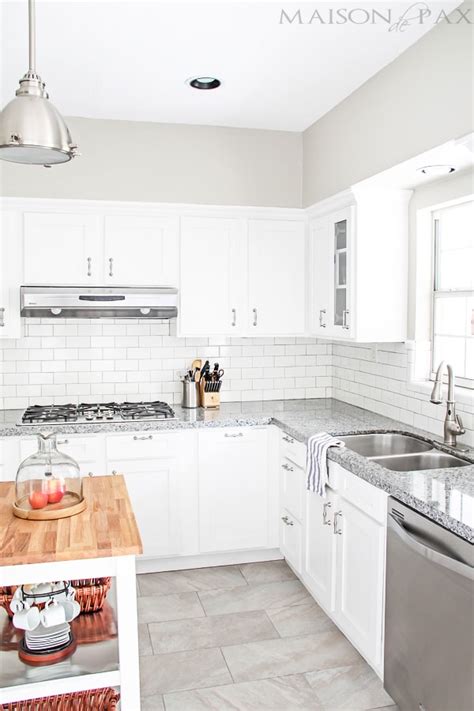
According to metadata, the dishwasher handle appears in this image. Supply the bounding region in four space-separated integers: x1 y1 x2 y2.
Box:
388 513 474 581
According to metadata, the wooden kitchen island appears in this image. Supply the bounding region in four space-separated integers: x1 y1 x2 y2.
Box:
0 475 143 708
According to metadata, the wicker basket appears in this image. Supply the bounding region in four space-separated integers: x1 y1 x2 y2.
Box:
0 578 111 617
0 687 120 710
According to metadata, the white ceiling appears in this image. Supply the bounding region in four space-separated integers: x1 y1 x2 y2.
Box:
0 0 461 132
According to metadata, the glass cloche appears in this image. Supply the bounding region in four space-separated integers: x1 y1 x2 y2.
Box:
13 432 85 520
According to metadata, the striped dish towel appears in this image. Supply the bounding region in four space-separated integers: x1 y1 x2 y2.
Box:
306 432 345 496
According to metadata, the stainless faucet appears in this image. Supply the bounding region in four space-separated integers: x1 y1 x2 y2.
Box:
430 361 466 449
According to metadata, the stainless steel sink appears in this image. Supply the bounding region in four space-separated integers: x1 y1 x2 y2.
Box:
339 432 471 472
339 433 432 457
370 451 470 471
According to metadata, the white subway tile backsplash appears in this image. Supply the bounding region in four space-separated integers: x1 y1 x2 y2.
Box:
0 320 333 407
2 322 472 446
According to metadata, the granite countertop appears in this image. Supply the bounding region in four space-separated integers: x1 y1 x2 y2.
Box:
1 399 473 542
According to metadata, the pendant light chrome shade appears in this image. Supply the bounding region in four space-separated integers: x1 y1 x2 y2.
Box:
0 0 78 166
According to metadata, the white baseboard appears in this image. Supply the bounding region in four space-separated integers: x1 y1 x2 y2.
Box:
136 548 283 574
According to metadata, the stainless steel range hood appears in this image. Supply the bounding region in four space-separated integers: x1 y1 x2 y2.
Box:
21 286 178 319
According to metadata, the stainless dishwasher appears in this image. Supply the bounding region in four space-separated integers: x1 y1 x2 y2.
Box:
384 498 473 711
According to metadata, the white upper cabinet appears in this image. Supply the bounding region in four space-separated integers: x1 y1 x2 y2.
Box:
1 211 23 338
180 217 247 335
179 215 307 337
310 188 412 342
104 215 179 286
23 212 102 285
248 220 306 336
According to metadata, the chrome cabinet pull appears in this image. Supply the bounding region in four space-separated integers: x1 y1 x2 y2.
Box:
342 310 350 330
108 257 114 277
282 435 294 444
231 308 236 327
322 501 332 526
57 439 69 445
319 309 326 328
281 515 294 527
281 463 294 472
88 472 94 477
0 307 5 327
253 308 257 326
333 510 343 535
112 470 117 476
133 434 153 441
87 256 92 277
224 432 243 438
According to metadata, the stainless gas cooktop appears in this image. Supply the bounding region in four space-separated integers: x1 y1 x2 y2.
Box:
19 401 176 425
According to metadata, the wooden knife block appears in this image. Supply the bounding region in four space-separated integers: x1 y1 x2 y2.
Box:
199 381 220 409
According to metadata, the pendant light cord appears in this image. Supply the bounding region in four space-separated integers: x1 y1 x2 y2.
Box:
28 0 36 73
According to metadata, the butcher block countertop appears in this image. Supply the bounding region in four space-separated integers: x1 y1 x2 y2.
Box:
0 475 143 567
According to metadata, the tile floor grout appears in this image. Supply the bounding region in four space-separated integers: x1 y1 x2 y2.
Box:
137 561 397 709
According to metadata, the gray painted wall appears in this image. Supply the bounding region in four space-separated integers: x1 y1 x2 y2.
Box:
0 118 303 208
303 3 474 206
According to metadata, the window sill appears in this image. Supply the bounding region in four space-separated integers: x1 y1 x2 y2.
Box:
407 378 474 407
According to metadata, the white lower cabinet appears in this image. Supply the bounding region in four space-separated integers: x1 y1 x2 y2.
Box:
105 431 198 560
280 449 388 676
198 427 274 553
304 487 338 613
333 496 386 670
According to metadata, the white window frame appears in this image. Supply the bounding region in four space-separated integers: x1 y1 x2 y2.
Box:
430 200 473 390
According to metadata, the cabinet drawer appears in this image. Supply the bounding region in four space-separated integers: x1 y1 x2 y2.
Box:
280 457 305 522
280 508 303 575
280 431 306 468
20 435 101 465
106 432 177 461
337 464 388 524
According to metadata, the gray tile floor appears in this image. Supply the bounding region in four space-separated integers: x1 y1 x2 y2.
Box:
137 560 396 710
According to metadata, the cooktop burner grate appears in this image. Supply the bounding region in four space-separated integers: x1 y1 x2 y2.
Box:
21 401 176 424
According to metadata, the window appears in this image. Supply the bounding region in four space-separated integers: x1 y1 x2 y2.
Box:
431 199 474 389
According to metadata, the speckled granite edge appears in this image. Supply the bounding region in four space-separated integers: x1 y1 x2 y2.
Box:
1 400 473 542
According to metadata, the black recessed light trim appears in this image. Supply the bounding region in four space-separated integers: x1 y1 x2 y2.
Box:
189 77 221 90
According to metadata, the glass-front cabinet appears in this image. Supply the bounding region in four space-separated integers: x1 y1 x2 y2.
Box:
311 205 354 339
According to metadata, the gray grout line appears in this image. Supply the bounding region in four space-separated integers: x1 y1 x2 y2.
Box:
262 608 284 639
219 645 237 684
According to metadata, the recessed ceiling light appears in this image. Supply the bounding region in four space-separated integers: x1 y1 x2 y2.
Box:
418 165 456 177
188 76 221 90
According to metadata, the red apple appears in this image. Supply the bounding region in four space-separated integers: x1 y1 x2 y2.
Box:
47 480 65 504
29 491 49 509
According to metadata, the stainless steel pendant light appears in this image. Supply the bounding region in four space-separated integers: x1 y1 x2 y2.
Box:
0 0 78 166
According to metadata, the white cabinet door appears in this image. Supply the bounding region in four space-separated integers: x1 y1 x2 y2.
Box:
198 428 270 552
1 211 22 339
328 207 354 338
280 509 303 575
334 497 386 670
304 488 337 612
248 220 306 335
104 215 179 286
310 215 332 334
0 439 21 481
179 217 247 336
20 435 105 479
23 212 102 285
108 462 178 558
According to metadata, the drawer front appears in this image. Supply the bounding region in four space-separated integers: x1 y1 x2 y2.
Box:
280 457 305 522
280 508 303 575
106 431 176 461
337 464 388 523
280 431 306 468
20 435 102 465
199 426 266 444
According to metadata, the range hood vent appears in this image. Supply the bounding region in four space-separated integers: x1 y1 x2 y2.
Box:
21 285 178 319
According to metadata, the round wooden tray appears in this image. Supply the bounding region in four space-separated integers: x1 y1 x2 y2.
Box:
12 492 86 520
